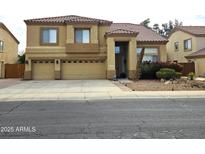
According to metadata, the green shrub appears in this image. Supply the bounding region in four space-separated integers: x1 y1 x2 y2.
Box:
188 72 195 80
18 54 25 64
156 68 176 80
176 72 182 79
141 63 160 79
162 63 183 72
140 62 183 79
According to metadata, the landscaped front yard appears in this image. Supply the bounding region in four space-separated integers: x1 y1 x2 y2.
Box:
124 79 205 91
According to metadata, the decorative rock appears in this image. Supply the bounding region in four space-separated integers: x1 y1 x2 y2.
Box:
164 81 171 85
160 79 165 82
190 81 205 89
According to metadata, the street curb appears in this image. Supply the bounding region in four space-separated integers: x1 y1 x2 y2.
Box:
0 95 205 102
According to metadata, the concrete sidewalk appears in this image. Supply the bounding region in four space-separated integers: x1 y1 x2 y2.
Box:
0 80 205 101
0 90 205 102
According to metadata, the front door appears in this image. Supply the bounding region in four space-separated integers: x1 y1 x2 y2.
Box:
115 42 128 78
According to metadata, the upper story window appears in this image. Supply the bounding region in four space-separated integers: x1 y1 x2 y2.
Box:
41 28 58 45
174 42 179 51
75 29 90 43
0 41 4 52
184 39 192 51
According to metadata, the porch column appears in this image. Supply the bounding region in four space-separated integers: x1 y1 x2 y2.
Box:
106 37 116 79
0 61 5 78
24 57 32 80
128 37 137 80
55 59 61 80
194 59 199 77
159 44 167 62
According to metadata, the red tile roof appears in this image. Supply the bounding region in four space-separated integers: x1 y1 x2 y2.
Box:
186 48 205 58
170 26 205 37
0 22 19 44
24 15 113 25
105 28 139 37
109 23 168 43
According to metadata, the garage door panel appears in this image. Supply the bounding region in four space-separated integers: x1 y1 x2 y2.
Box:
32 62 55 80
62 62 106 79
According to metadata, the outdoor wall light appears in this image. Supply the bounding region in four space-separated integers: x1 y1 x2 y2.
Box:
56 60 59 64
25 60 29 64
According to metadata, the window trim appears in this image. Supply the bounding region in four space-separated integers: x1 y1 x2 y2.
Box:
74 28 91 44
0 40 4 53
40 27 59 46
174 42 179 51
184 38 192 51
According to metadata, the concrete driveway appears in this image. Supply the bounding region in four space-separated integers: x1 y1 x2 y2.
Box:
0 79 22 89
0 80 122 101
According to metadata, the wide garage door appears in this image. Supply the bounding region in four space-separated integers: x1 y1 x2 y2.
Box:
61 60 106 79
32 60 55 80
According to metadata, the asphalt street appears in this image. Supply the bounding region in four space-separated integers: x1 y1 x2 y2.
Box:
0 98 205 139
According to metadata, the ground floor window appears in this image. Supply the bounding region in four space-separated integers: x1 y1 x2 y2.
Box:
0 41 4 52
136 47 159 62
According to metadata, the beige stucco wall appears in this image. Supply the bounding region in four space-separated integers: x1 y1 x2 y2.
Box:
0 27 18 78
194 57 205 77
0 62 5 78
106 37 115 71
195 37 205 50
66 24 99 44
0 27 18 64
26 24 108 52
27 25 66 47
167 31 200 63
128 37 137 70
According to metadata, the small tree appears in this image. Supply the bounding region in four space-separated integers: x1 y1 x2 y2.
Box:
18 54 25 64
140 18 151 28
136 48 145 80
153 24 160 33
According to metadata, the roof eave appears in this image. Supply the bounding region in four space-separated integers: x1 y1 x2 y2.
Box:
186 54 205 59
137 40 168 44
168 27 205 38
0 23 20 44
105 33 138 38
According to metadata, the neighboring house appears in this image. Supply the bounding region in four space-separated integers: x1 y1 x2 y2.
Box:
0 22 19 78
167 26 205 76
24 15 168 80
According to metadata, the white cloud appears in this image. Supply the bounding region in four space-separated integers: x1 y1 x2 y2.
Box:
0 0 205 51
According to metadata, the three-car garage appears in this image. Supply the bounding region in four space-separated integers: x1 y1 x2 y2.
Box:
31 60 106 80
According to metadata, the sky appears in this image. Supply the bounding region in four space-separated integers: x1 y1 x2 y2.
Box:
0 0 205 52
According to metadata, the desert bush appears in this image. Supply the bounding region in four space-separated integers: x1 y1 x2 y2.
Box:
188 72 195 80
141 62 183 79
176 72 182 79
156 68 176 80
141 62 160 79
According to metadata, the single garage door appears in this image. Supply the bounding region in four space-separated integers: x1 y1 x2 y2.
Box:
32 60 55 80
61 60 106 79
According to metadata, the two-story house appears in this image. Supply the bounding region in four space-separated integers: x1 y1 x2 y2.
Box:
0 22 19 78
24 15 168 80
167 26 205 77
